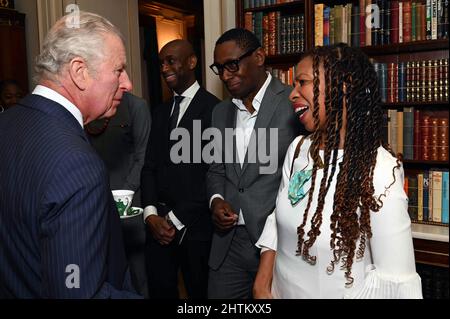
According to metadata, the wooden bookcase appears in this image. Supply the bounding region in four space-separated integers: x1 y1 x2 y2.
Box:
0 8 28 92
236 0 449 283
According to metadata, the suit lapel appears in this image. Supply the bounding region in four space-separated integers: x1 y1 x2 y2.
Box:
224 102 241 177
177 88 204 127
240 78 282 175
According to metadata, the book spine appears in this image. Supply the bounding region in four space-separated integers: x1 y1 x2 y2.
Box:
421 60 427 102
268 11 277 56
360 0 366 46
438 117 449 161
398 61 406 102
432 0 438 39
330 7 335 45
403 1 412 42
390 1 399 43
399 1 403 43
389 109 398 154
397 109 404 156
431 117 440 161
418 173 424 221
432 170 442 223
426 0 432 39
276 11 281 55
379 0 386 45
244 12 254 32
413 109 421 160
416 3 422 41
442 171 449 224
443 0 449 39
263 14 269 55
315 4 324 46
437 0 443 38
421 115 431 161
423 171 430 221
380 63 387 103
403 107 414 160
408 176 419 220
411 1 417 41
384 0 391 44
324 7 330 46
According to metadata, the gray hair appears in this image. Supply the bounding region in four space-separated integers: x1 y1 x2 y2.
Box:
34 11 124 83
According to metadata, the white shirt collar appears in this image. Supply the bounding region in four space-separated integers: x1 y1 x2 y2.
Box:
232 72 272 113
32 85 84 128
174 81 200 99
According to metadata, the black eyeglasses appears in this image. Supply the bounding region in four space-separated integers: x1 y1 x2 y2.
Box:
209 47 259 75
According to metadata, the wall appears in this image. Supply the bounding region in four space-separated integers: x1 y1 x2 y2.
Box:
14 0 39 90
14 0 143 97
203 0 235 100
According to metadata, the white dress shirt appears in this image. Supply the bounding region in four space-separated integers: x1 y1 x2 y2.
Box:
209 73 272 226
143 81 201 229
33 85 84 128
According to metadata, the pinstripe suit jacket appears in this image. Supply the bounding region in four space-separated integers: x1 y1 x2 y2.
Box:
0 94 138 298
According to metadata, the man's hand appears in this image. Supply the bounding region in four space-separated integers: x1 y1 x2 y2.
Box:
211 198 238 232
145 215 176 245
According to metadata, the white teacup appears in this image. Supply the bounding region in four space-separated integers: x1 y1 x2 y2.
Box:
112 190 134 216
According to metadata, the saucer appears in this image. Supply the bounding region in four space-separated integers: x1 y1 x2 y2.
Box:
120 207 143 219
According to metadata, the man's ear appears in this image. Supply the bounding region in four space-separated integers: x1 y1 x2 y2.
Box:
189 55 198 70
254 47 266 67
68 57 89 90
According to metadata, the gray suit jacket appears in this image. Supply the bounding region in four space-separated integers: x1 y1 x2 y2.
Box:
88 92 151 207
206 77 300 270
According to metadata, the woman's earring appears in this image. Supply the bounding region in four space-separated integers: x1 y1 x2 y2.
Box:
366 88 371 94
0 105 4 113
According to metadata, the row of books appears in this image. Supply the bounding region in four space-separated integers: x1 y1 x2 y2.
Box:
314 0 449 48
244 11 305 55
405 170 449 224
267 66 296 86
243 0 299 9
384 108 449 161
373 59 449 103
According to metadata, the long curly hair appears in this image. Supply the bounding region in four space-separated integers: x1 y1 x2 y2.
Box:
295 43 400 286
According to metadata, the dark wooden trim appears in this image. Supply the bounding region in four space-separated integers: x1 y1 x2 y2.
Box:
413 238 449 268
243 0 306 13
361 39 449 56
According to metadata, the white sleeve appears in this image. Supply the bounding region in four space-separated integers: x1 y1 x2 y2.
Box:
256 210 277 252
346 151 422 299
255 137 303 253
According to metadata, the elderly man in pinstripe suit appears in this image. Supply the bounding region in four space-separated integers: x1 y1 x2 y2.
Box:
0 11 139 298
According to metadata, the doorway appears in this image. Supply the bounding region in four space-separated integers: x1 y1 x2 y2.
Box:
138 0 205 111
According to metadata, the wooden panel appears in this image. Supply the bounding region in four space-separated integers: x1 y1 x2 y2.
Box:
413 238 449 268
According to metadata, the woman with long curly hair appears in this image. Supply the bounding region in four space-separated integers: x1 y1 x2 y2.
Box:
253 43 422 299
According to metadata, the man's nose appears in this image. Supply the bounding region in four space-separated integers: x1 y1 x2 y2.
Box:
121 71 133 92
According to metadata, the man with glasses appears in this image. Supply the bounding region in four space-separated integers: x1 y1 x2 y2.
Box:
206 28 301 298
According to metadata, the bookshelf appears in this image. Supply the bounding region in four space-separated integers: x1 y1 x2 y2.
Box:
236 0 449 275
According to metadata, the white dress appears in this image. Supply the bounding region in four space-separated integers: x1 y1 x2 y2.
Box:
257 136 423 299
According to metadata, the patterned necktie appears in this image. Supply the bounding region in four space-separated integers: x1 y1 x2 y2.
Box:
168 95 184 133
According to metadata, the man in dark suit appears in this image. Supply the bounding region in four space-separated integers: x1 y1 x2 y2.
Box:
0 12 139 298
141 39 220 299
86 92 151 298
206 28 301 298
